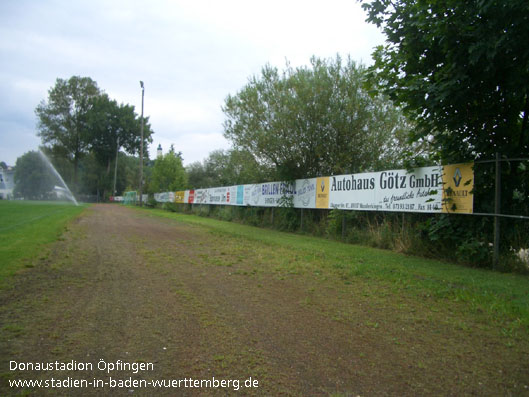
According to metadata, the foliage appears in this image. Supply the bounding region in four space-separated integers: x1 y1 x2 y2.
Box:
186 148 272 189
35 149 143 201
13 151 56 200
223 55 416 181
87 93 153 173
34 76 154 200
185 161 211 189
150 145 187 193
35 76 101 186
361 0 529 162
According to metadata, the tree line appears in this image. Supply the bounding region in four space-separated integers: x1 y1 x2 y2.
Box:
15 56 415 200
14 76 153 199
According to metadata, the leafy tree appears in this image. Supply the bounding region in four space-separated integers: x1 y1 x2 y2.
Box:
223 56 414 181
87 93 153 173
119 153 143 194
35 76 101 187
360 0 529 267
86 93 153 198
13 151 56 199
77 152 109 198
76 152 143 200
149 145 187 192
36 77 154 200
361 0 529 161
186 149 272 188
219 148 273 184
185 161 211 189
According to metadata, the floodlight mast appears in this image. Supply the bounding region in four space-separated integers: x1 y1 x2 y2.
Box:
139 81 144 207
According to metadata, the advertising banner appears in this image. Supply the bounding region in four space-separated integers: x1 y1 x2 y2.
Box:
209 187 229 204
328 166 444 213
174 191 185 203
293 178 317 209
441 163 474 213
241 184 254 206
227 185 237 205
316 177 330 209
186 190 195 204
205 186 238 205
236 185 244 205
152 163 473 214
244 182 295 207
194 189 209 204
154 192 174 203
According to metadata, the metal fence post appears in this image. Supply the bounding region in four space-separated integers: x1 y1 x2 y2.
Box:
342 212 346 240
493 152 501 269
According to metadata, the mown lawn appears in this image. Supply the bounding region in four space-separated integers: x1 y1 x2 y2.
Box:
0 201 87 285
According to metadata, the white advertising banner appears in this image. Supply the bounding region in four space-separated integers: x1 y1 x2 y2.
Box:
208 187 228 204
154 192 175 203
327 166 443 213
293 178 317 209
243 182 295 207
194 189 209 204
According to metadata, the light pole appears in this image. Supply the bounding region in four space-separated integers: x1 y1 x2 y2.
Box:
113 136 120 197
139 81 144 207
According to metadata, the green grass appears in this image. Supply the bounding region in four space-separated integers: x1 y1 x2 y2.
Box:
138 207 529 329
0 201 87 285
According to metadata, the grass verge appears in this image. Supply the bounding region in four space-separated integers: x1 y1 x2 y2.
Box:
0 201 87 286
137 207 529 331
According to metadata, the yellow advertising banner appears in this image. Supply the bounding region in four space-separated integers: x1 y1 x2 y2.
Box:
316 177 330 209
441 163 474 213
174 191 185 203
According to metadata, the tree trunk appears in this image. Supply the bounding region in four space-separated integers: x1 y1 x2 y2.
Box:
73 153 79 192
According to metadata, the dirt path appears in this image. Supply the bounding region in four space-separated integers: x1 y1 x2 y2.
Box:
1 204 528 396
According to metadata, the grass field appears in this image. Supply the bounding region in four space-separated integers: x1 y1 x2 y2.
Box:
141 207 529 332
0 200 87 286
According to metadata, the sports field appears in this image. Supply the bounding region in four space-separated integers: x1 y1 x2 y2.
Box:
0 201 86 285
1 203 528 395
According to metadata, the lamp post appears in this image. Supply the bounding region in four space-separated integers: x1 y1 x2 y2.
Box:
113 136 120 197
139 81 144 207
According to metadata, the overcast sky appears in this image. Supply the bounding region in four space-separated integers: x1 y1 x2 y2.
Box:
0 0 384 167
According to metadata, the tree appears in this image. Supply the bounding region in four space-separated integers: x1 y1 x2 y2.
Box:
218 148 273 185
185 161 211 189
361 0 529 161
35 76 101 188
76 152 144 200
86 93 153 197
88 94 153 170
186 149 272 189
13 151 56 199
149 145 187 192
223 56 414 181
